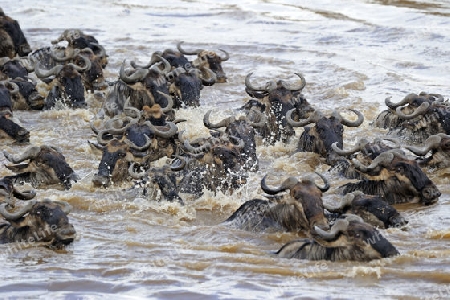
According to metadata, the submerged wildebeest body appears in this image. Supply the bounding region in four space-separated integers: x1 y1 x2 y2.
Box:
223 173 330 233
340 149 441 205
3 145 78 190
0 198 76 248
0 8 32 58
324 191 407 229
288 108 365 165
406 133 450 169
374 92 450 143
244 72 312 144
276 214 399 261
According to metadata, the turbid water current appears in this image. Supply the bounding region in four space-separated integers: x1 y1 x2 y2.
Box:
1 1 450 299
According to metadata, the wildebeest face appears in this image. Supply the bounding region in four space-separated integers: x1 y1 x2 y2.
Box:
35 149 77 189
1 59 28 79
93 139 133 187
0 14 32 57
58 65 86 107
315 117 344 157
0 115 29 143
170 72 202 107
391 159 440 205
11 78 45 110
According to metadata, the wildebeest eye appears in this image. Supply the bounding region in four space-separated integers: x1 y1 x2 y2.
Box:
118 152 126 158
396 165 405 173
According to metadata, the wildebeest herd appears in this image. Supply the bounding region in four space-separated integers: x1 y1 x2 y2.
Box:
1 8 449 261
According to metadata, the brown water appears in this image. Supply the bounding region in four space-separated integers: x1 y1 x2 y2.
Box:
1 1 450 299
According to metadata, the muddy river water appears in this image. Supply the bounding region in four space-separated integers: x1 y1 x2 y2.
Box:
1 1 450 299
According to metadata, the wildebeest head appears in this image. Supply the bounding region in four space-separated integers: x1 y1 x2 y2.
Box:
0 56 33 80
406 133 450 169
74 47 107 92
0 199 76 248
245 72 313 143
0 10 32 58
203 110 266 171
342 149 441 205
3 145 78 190
177 41 229 83
34 56 91 109
0 113 30 144
90 138 136 187
374 92 448 143
276 214 399 261
324 191 407 229
167 67 203 107
261 173 330 232
119 56 174 110
329 137 400 179
288 109 364 164
10 77 45 110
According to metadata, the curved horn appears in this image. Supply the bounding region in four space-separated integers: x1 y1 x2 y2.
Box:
323 192 357 212
218 48 229 61
183 138 211 154
177 41 203 55
50 47 80 62
130 52 162 69
3 146 41 163
282 73 306 92
406 134 444 156
385 94 417 109
0 200 36 221
143 121 178 139
245 109 267 128
156 91 174 112
119 59 149 83
313 218 349 241
171 156 187 171
41 198 72 214
286 109 322 127
71 55 91 72
331 138 369 156
13 188 36 200
2 81 20 95
333 109 364 127
314 172 330 193
244 72 267 91
261 175 299 195
351 151 395 173
395 102 430 119
203 110 234 129
34 63 63 79
128 162 147 179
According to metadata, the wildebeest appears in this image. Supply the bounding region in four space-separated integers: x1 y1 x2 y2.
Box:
340 149 441 205
203 109 267 171
245 72 312 144
329 137 400 179
0 8 32 58
177 41 229 83
89 110 179 187
33 54 91 109
406 133 450 169
275 214 399 261
0 198 76 248
324 191 407 229
3 145 79 190
0 80 30 143
374 92 450 143
223 173 330 233
173 131 249 197
287 108 364 165
127 159 186 204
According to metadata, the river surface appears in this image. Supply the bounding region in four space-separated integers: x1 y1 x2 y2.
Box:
1 1 450 299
